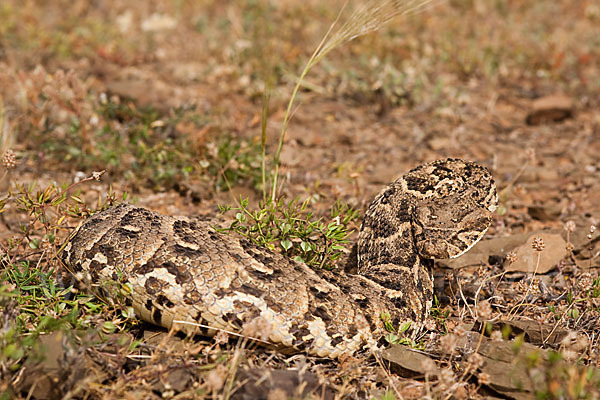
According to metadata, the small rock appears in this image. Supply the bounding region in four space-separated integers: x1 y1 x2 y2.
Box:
428 136 451 151
383 345 439 377
527 200 564 221
480 319 568 346
441 232 533 269
504 232 567 273
232 369 335 400
526 94 574 125
518 166 560 183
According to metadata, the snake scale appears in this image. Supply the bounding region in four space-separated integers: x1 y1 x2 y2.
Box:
62 159 497 358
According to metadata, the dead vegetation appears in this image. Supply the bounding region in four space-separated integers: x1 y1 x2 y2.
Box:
1 0 600 399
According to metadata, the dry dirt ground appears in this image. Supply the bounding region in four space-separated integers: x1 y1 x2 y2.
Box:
1 1 600 399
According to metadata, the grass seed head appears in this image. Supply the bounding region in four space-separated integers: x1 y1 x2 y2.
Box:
531 237 545 252
564 220 576 232
478 372 490 385
421 358 437 375
491 330 503 341
439 367 455 386
467 352 484 371
205 365 228 392
440 333 458 354
214 330 230 346
1 149 16 169
566 242 575 252
578 273 594 292
476 300 492 320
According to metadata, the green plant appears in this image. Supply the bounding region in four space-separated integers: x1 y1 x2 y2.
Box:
202 136 264 191
378 391 397 400
430 295 450 333
381 311 423 349
0 176 136 390
218 198 359 269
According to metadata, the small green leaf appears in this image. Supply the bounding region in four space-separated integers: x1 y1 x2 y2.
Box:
130 339 143 351
4 343 24 360
122 307 135 319
548 350 562 363
102 321 116 334
280 222 291 235
236 212 246 223
280 239 292 251
385 333 399 344
502 324 512 340
399 321 411 333
568 307 579 320
85 302 101 311
512 334 525 353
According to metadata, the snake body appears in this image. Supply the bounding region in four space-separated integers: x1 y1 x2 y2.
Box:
62 159 497 358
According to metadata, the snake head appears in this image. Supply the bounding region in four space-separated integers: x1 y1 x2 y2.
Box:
408 159 498 260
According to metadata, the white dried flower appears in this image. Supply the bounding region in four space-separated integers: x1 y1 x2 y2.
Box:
214 330 229 346
467 352 484 370
439 367 455 384
566 242 575 252
92 170 104 181
578 273 594 292
440 333 458 354
2 150 16 169
506 251 517 264
491 330 503 341
476 300 492 320
564 221 576 233
531 237 545 252
478 372 490 385
205 365 227 392
421 358 437 375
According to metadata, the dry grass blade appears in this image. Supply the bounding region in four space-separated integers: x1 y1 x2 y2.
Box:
0 97 16 157
271 0 440 201
314 0 438 65
1 99 16 186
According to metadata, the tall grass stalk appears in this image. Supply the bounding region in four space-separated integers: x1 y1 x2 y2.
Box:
270 0 438 202
260 90 270 202
0 96 15 154
1 98 15 185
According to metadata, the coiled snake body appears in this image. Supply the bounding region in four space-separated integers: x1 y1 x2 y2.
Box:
62 159 497 358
